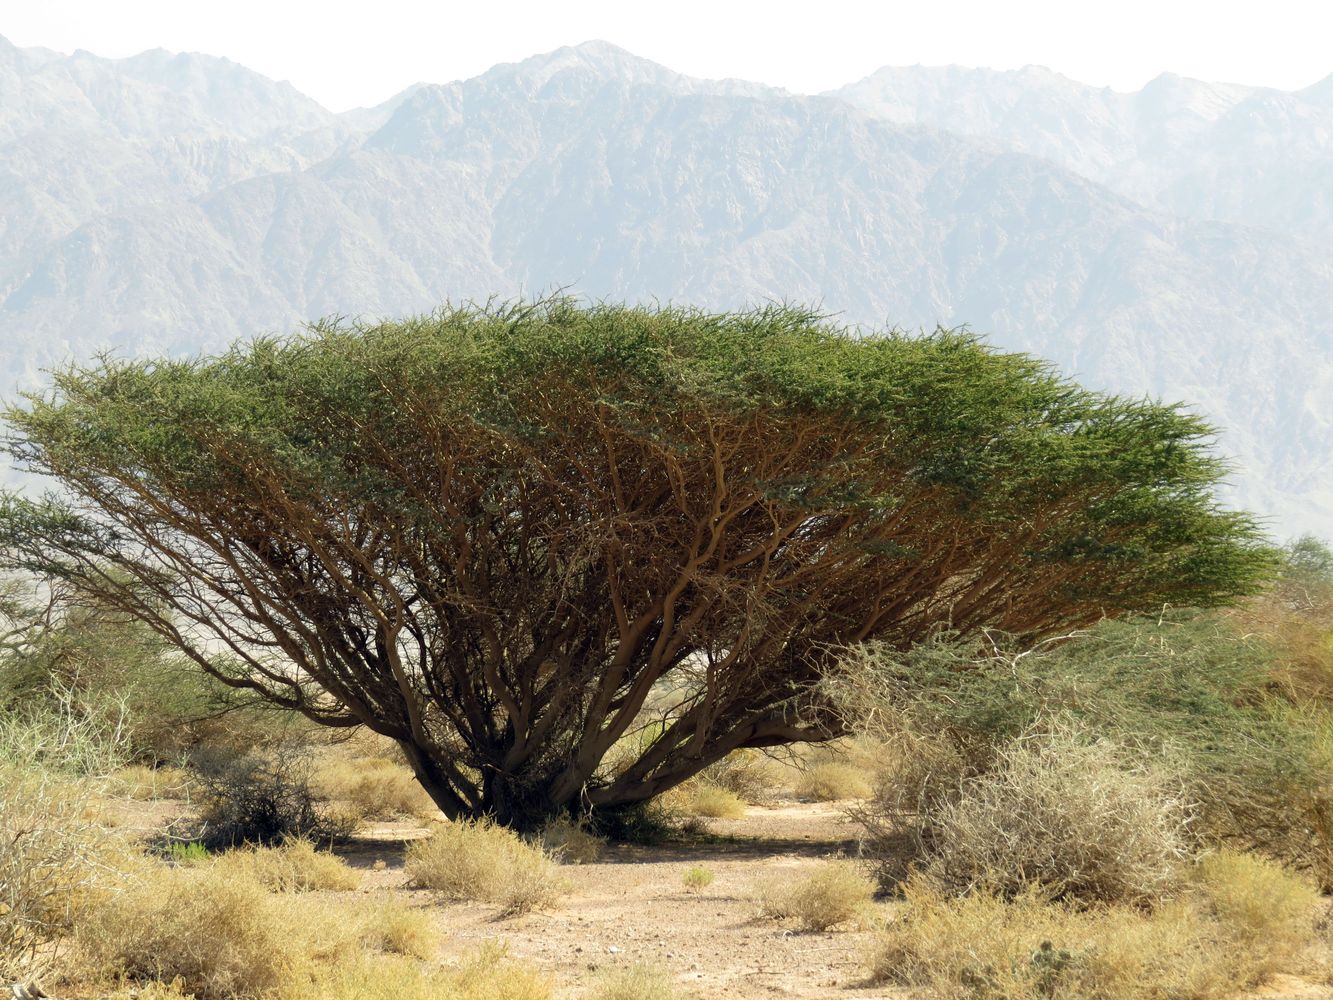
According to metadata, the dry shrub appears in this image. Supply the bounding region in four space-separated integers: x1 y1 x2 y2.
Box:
275 937 547 1000
587 962 688 1000
351 900 435 959
921 727 1191 904
101 981 196 1000
868 862 1324 1000
539 816 606 863
211 838 360 892
78 861 436 999
0 769 111 981
441 943 554 1000
1193 850 1321 979
77 865 305 999
756 860 875 931
682 783 745 819
194 746 356 848
405 819 568 915
795 762 874 801
314 755 437 821
698 749 779 804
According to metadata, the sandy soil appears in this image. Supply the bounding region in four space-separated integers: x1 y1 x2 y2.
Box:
339 803 896 1000
80 795 1333 999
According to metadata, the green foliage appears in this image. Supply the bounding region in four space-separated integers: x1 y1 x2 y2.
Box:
0 301 1275 829
834 611 1333 881
166 841 210 864
0 580 267 764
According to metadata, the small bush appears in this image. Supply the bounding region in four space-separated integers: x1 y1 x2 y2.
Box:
833 616 1333 883
313 755 437 821
352 900 435 959
698 749 777 804
587 962 688 1000
756 860 874 931
682 865 714 891
795 762 874 801
0 769 110 980
405 819 568 915
194 745 356 848
1193 850 1320 979
921 726 1192 904
539 816 606 863
165 841 209 864
682 783 746 818
212 838 360 892
0 703 128 980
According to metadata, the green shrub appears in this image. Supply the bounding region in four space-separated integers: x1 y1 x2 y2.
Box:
834 613 1333 883
682 865 715 891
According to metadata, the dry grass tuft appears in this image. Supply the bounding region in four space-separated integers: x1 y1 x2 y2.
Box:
351 899 436 959
794 762 874 801
756 860 875 931
77 865 307 999
539 816 606 863
1193 850 1321 979
680 783 746 818
106 764 193 801
586 962 689 1000
405 819 569 915
442 942 555 1000
682 865 714 891
212 838 360 892
868 856 1324 1000
698 749 779 804
277 944 551 1000
313 755 437 821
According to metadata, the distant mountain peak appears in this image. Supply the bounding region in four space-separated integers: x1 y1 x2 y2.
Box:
479 40 682 94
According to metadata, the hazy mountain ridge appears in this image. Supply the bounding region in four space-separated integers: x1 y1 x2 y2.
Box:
831 64 1333 246
0 37 1329 535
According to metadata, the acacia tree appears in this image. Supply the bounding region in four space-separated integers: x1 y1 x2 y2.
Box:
0 302 1272 829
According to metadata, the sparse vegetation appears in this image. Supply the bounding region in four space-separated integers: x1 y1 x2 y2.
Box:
586 962 689 1000
868 857 1324 999
404 819 569 915
107 763 193 801
794 762 874 802
211 838 360 892
539 816 606 863
756 860 875 931
313 753 437 821
682 865 714 891
679 783 746 818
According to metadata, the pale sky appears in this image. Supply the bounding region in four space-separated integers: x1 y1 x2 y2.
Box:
4 0 1331 112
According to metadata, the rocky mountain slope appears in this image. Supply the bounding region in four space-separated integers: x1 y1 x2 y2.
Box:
0 36 1328 535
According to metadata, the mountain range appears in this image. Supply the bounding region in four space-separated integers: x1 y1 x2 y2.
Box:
0 35 1329 536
